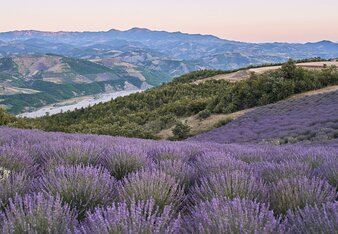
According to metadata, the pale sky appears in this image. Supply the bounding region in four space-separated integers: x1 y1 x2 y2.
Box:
1 0 338 43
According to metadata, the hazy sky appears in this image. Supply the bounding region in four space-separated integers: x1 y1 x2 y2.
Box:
1 0 338 42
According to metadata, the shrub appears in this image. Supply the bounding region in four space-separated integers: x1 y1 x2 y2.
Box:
40 165 116 220
147 146 186 162
79 199 181 234
269 177 336 215
0 193 78 233
184 198 283 233
102 146 147 180
40 140 103 171
195 153 250 177
119 169 185 211
0 172 34 210
284 202 338 234
214 117 233 128
0 145 36 175
197 109 211 120
150 160 196 189
254 161 312 183
172 122 191 140
191 171 267 204
314 158 338 189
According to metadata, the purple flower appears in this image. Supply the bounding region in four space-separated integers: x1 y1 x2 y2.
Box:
190 171 267 204
184 197 283 233
252 161 312 183
38 140 104 171
0 193 78 233
269 177 337 215
284 202 338 234
119 169 185 211
194 152 251 177
79 199 181 233
148 160 197 190
314 157 338 189
40 165 117 220
0 172 34 210
0 144 37 176
101 145 148 180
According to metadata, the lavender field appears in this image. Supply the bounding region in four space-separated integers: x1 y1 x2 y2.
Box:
0 127 337 233
191 88 338 145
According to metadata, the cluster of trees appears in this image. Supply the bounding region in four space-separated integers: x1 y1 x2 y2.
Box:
2 60 338 140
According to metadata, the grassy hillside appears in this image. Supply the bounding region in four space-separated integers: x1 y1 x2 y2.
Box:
22 60 338 139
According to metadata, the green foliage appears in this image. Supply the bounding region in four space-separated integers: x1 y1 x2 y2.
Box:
0 107 15 125
139 68 172 86
0 58 17 72
172 122 191 140
7 60 338 140
197 109 211 120
62 57 113 75
214 117 233 128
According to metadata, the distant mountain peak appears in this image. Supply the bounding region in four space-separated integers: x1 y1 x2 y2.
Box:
127 27 151 32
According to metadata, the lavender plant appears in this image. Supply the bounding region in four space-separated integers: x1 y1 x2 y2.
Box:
40 165 117 220
253 161 312 183
150 160 196 189
119 169 185 211
184 197 283 233
0 193 78 234
79 199 181 234
0 145 36 175
39 140 103 171
284 202 338 234
194 153 251 176
147 146 185 162
314 158 338 189
0 172 34 210
191 171 267 204
269 177 337 215
101 146 147 180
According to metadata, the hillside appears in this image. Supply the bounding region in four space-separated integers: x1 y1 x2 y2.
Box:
17 60 338 140
189 86 338 144
0 54 164 114
1 29 338 79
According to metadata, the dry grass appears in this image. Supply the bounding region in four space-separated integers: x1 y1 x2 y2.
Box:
156 109 252 139
13 55 64 77
194 61 338 85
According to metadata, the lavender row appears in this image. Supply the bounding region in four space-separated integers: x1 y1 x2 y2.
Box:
0 127 337 233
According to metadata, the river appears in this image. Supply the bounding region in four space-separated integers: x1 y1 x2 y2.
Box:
18 89 143 118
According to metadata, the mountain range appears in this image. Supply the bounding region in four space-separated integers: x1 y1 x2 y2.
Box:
1 28 338 74
0 28 338 114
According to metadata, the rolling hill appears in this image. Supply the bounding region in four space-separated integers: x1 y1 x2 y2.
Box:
10 59 336 141
189 85 338 145
0 54 167 114
1 28 338 77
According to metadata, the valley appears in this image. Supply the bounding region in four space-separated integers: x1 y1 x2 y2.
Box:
18 89 143 118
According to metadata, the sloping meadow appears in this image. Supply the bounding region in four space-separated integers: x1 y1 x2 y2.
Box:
0 127 337 233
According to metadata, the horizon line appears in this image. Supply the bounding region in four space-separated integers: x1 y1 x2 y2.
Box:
0 27 337 44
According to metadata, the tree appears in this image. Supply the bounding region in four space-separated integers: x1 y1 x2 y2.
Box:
0 107 12 125
172 122 191 140
281 59 297 79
